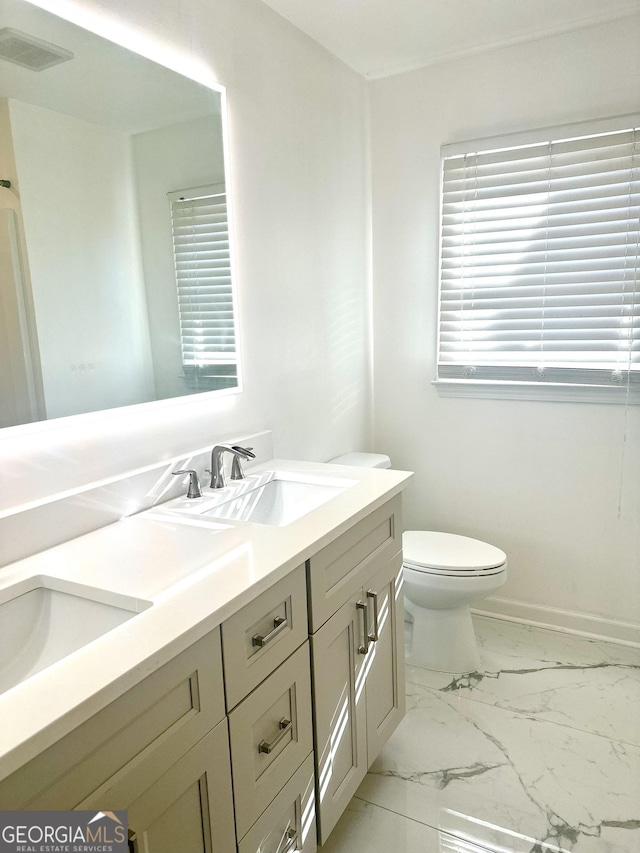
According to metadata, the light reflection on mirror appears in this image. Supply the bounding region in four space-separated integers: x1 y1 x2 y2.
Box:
0 0 240 429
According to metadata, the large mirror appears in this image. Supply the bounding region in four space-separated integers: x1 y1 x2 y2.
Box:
0 0 240 428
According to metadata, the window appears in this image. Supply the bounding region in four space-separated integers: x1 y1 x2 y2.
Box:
436 118 640 402
169 183 237 391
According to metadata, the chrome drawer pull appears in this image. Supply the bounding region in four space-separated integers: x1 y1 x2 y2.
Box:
252 615 287 648
366 589 379 642
258 717 292 754
275 824 298 853
356 600 369 655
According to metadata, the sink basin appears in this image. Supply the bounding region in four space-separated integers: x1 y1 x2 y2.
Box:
164 471 357 527
0 577 151 695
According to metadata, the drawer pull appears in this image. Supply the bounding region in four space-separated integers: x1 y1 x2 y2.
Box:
366 589 379 642
252 615 287 648
275 824 298 853
258 717 292 754
356 600 369 655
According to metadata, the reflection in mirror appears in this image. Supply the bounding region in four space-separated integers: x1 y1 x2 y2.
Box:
0 0 239 428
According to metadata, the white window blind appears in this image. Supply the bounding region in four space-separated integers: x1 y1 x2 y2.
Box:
169 183 237 389
438 124 640 393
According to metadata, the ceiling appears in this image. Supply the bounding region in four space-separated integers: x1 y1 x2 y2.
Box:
258 0 640 79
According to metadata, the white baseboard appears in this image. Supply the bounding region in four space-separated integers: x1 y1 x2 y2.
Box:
472 596 640 648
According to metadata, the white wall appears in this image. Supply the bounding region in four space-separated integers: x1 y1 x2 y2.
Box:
371 18 640 634
0 0 371 513
6 1 634 638
10 99 155 418
132 114 226 400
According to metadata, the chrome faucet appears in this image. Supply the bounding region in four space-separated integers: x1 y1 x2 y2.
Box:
208 444 256 489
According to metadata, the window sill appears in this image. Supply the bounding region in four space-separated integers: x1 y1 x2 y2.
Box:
432 379 640 405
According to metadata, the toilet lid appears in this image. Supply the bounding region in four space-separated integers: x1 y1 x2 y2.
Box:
403 531 506 575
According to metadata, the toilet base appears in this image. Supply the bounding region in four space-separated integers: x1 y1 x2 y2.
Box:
405 599 481 674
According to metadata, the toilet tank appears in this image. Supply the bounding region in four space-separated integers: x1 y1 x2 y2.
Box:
329 452 391 469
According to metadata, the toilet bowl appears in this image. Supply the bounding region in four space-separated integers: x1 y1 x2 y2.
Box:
330 453 507 674
403 530 506 672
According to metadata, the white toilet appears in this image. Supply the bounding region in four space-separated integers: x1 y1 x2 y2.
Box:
330 452 507 674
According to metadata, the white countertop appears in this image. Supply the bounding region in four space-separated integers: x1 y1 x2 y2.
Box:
0 459 412 780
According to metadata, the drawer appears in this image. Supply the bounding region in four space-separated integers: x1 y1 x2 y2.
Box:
238 753 316 853
229 642 313 839
222 565 307 709
0 628 225 809
307 495 401 631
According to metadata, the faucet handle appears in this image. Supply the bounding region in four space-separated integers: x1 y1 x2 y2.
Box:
172 469 202 499
230 446 255 480
231 445 256 459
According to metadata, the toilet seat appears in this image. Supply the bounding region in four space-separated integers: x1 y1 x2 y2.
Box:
403 531 507 577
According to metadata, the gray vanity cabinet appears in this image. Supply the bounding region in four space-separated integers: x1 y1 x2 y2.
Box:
227 643 313 839
307 497 404 844
363 552 406 761
0 630 228 812
0 627 237 852
85 720 235 853
237 754 316 853
0 496 406 853
220 565 317 853
310 588 367 841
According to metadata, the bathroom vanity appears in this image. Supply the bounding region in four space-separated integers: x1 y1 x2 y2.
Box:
0 458 411 853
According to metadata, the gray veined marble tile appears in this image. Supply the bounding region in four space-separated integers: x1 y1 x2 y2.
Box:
405 618 640 746
472 617 640 669
318 797 508 853
356 682 640 853
406 655 640 747
318 797 441 853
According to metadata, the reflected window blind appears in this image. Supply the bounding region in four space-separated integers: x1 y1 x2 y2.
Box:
438 126 640 387
169 183 236 378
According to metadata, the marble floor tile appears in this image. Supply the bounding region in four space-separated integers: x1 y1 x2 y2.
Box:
318 797 441 853
356 678 640 853
405 618 640 746
318 796 525 853
472 617 640 668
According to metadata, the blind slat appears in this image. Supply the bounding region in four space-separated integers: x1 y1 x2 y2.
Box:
438 125 640 386
170 186 237 370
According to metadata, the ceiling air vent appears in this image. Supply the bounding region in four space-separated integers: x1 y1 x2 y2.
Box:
0 27 74 71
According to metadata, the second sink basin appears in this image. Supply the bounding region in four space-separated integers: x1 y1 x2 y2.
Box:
165 470 357 527
0 577 151 696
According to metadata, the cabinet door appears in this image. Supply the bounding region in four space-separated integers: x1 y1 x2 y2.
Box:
98 721 235 853
310 591 367 845
364 553 405 763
